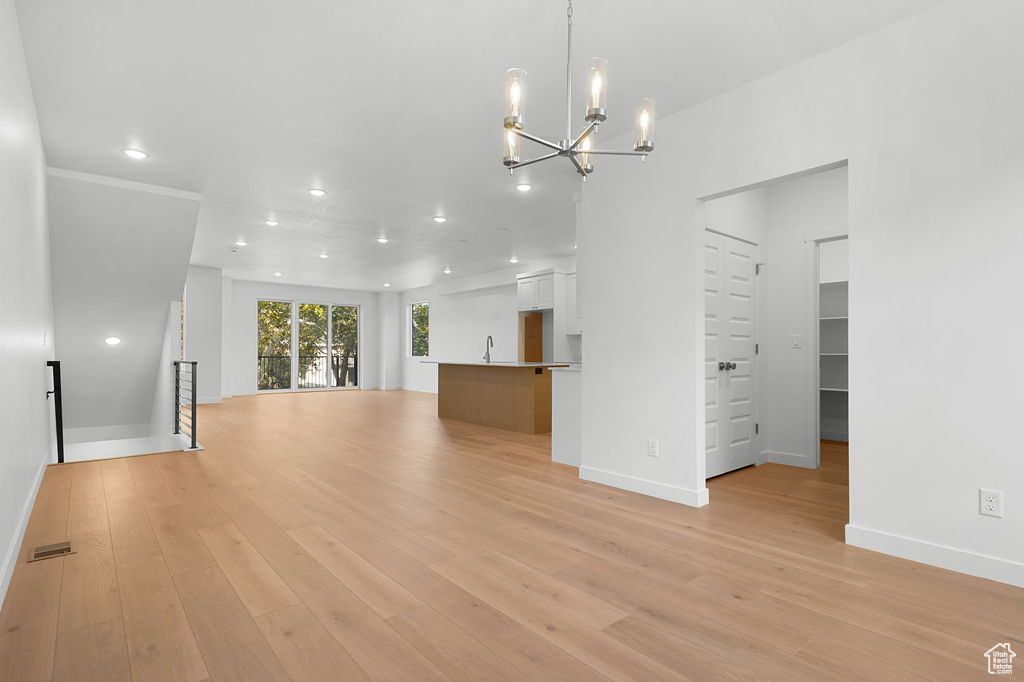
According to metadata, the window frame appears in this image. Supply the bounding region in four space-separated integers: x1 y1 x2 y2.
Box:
256 299 361 392
409 300 430 358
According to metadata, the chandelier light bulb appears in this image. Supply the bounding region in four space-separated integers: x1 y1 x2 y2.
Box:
586 57 608 122
503 129 520 167
634 98 655 152
443 266 452 274
504 68 527 130
579 135 594 174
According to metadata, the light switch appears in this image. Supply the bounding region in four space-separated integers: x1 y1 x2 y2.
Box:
792 334 802 348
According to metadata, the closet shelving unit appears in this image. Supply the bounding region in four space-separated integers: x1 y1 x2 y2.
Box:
819 280 849 441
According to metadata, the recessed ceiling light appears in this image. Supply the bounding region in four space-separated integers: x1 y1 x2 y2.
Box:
377 236 389 244
273 271 283 277
443 266 452 274
515 182 533 192
122 148 148 160
319 253 329 259
265 219 279 226
432 215 447 223
308 188 326 197
573 244 578 249
509 256 519 263
235 240 247 247
384 281 391 288
104 336 122 346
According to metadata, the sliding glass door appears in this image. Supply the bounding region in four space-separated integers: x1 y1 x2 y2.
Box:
257 300 359 391
257 300 292 390
331 305 358 387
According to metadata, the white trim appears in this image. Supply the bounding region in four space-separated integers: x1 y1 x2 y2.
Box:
0 459 48 606
758 450 814 468
845 523 1024 588
46 167 202 202
197 397 221 405
580 466 709 507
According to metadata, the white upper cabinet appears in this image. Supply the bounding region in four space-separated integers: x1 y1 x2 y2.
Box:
517 273 554 311
517 277 538 310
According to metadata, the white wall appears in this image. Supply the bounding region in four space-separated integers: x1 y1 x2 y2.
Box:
223 278 381 395
149 301 182 439
220 276 232 398
761 167 848 465
0 0 55 604
399 258 575 393
185 266 222 402
378 292 403 390
580 0 1024 586
819 238 849 283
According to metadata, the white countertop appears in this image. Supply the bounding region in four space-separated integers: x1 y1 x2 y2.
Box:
422 360 571 368
550 365 583 372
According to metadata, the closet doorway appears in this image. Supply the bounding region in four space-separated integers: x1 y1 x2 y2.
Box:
701 164 849 480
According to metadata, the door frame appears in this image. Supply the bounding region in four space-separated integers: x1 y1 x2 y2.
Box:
704 228 761 478
811 235 850 468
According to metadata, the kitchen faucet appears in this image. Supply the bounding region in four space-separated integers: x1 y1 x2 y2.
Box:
483 335 493 363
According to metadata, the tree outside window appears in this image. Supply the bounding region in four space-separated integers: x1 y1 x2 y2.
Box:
411 302 429 357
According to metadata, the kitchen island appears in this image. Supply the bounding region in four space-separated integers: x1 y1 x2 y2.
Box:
431 361 569 434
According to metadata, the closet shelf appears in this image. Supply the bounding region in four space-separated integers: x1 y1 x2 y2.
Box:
821 353 848 356
820 387 848 392
819 316 848 321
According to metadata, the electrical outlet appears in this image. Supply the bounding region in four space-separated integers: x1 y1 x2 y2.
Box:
647 439 659 458
979 488 1004 518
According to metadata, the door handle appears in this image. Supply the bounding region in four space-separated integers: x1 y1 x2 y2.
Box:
727 362 737 370
718 362 725 371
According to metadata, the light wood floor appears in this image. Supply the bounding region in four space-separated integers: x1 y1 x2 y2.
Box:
1 390 1020 681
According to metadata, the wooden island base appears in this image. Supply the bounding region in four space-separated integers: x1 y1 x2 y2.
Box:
437 363 567 433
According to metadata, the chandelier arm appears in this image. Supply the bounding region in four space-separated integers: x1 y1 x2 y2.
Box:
513 129 563 151
568 154 588 177
586 149 650 156
508 151 561 169
568 121 599 151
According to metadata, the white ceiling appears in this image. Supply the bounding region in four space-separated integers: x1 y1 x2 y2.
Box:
16 0 943 291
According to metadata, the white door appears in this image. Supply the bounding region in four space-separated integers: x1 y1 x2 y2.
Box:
705 231 758 478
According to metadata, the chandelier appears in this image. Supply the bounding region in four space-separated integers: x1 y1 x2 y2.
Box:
502 0 655 179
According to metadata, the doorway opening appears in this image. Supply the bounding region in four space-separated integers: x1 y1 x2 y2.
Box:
700 163 849 534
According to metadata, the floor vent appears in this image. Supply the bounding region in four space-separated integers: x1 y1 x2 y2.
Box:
28 541 74 563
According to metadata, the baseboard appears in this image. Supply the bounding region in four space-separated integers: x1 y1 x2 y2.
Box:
579 466 709 507
197 396 221 405
0 459 48 607
820 429 848 441
758 450 814 468
845 523 1024 588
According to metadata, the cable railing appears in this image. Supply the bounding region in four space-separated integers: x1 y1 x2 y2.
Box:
174 360 198 449
257 354 359 390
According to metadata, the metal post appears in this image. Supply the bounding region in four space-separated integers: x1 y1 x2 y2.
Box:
565 0 573 143
174 362 181 435
190 361 197 449
46 361 64 464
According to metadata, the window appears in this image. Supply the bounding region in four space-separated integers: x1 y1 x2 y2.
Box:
410 302 429 357
258 301 359 391
257 300 292 390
